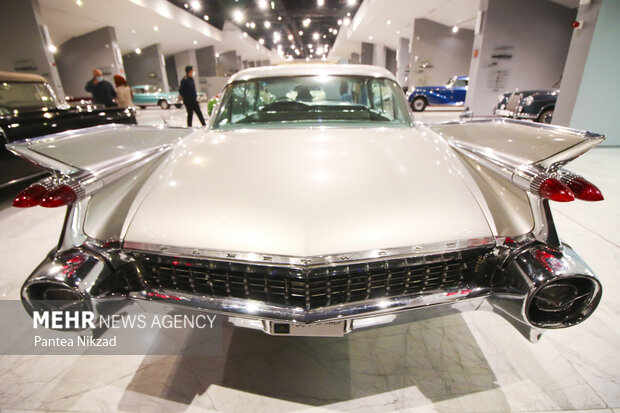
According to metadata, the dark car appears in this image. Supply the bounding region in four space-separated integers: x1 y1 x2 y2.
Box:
0 71 137 190
494 89 558 124
408 76 468 111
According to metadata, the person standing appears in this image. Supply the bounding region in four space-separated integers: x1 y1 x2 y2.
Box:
178 65 206 127
113 75 133 107
85 69 117 107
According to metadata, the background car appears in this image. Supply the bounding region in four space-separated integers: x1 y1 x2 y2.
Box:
494 89 558 124
131 85 182 109
0 71 136 191
9 65 603 344
408 75 468 111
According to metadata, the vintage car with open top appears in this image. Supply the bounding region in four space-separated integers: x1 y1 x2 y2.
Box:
8 64 603 342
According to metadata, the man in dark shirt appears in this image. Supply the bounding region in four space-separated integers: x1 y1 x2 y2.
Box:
85 69 117 107
178 65 206 127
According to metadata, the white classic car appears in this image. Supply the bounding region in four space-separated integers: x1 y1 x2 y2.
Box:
9 64 604 342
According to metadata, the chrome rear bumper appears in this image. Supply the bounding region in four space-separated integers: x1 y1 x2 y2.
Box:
20 241 601 343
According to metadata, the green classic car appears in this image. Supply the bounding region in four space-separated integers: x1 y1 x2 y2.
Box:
131 85 182 109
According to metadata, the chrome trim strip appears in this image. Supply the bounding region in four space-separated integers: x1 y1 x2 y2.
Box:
123 237 496 268
128 287 491 324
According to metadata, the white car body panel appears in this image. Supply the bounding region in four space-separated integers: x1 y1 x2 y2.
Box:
123 125 493 257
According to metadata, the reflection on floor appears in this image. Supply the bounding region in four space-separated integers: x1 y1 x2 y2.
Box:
0 109 618 412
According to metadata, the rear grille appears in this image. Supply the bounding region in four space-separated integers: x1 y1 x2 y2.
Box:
131 248 488 310
505 93 522 112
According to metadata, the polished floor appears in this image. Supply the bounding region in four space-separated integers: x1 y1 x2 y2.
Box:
0 108 618 412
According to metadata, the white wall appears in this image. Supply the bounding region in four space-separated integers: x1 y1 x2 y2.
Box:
465 0 576 115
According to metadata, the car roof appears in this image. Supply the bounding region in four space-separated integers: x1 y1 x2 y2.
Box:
0 71 47 83
228 64 397 84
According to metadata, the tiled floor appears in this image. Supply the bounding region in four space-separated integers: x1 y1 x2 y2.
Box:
0 109 618 412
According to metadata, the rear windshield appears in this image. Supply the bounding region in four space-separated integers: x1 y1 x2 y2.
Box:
0 81 59 113
212 75 412 129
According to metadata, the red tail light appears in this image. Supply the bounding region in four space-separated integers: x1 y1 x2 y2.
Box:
538 178 575 202
40 184 77 207
12 184 49 208
564 176 603 201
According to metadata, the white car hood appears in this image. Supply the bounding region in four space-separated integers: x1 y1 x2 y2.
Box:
123 126 493 256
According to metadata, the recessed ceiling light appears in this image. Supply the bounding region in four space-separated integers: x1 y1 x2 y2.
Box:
76 0 83 5
258 0 268 9
299 30 303 35
48 44 57 53
313 32 319 40
264 21 271 29
232 9 244 23
337 19 342 25
396 30 400 34
190 1 201 11
323 34 326 38
291 44 295 49
303 18 311 27
305 57 310 61
250 22 256 29
317 0 324 6
216 53 220 57
193 40 198 45
333 29 338 34
184 3 188 8
347 0 355 7
259 38 265 44
242 32 248 38
273 32 281 42
203 15 209 21
153 26 159 31
278 16 282 21
131 29 136 34
452 26 459 33
288 34 294 41
135 48 142 54
343 17 351 26
245 22 250 27
369 36 373 40
387 20 391 25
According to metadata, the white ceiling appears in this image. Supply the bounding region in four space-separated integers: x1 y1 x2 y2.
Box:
38 0 273 60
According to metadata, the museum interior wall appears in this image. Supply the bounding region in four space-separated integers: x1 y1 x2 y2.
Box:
409 19 474 88
465 0 576 116
123 44 169 92
0 0 63 98
562 0 619 146
56 26 124 98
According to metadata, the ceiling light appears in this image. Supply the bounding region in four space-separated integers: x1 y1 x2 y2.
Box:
193 40 197 45
396 30 400 34
313 32 319 40
328 28 332 33
232 9 244 23
258 0 268 9
288 34 294 41
305 57 310 62
153 26 159 31
273 32 281 42
295 49 300 55
216 53 220 57
184 3 189 8
369 36 373 40
333 29 338 34
135 48 142 54
245 22 250 27
343 17 351 26
271 0 275 9
347 12 351 16
299 30 303 35
337 19 342 25
452 26 459 33
278 16 282 21
323 34 326 38
259 38 265 44
308 43 312 48
303 18 311 27
190 1 201 10
242 32 248 38
317 0 324 5
347 0 356 4
250 22 256 29
131 29 136 34
387 20 391 25
76 0 83 5
264 21 271 29
48 44 57 53
203 15 209 21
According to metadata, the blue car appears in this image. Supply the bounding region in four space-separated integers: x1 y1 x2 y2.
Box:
408 76 468 111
